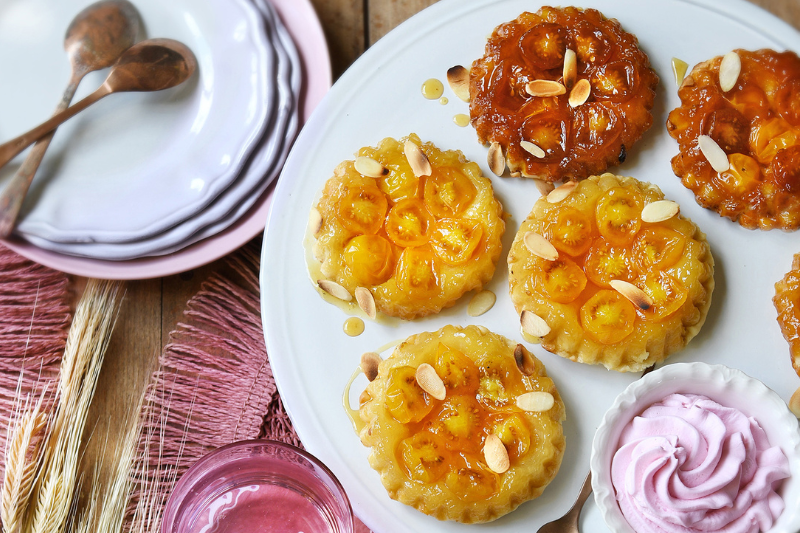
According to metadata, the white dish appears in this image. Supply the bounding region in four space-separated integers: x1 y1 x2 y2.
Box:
591 363 800 533
260 0 800 532
19 0 301 260
0 0 273 243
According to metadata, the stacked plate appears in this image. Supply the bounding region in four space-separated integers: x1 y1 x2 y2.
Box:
0 0 329 276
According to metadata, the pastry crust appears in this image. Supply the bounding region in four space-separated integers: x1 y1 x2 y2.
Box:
469 6 658 182
310 134 505 319
508 174 715 372
774 253 800 377
667 49 800 230
358 325 566 523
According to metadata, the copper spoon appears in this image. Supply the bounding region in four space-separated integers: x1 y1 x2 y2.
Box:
0 39 197 173
0 0 141 238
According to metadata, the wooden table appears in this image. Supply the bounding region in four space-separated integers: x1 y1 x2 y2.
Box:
85 0 800 507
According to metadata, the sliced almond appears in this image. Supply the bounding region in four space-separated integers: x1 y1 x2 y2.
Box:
534 179 555 196
520 140 546 158
355 287 376 319
525 79 566 97
520 310 551 338
354 156 387 178
488 141 505 176
416 363 446 400
360 352 381 382
641 200 680 223
697 135 730 172
609 280 653 311
468 290 496 317
719 51 741 93
568 79 591 107
514 344 536 376
483 434 510 474
546 181 578 203
563 49 577 89
516 391 555 412
404 140 432 177
308 208 323 236
524 232 558 261
789 386 800 418
447 65 470 102
317 279 352 301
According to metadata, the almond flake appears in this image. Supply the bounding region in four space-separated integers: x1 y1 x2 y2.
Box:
488 142 505 176
568 79 591 107
355 287 376 319
308 208 323 236
609 280 653 310
416 363 446 400
354 156 387 178
520 140 546 158
789 386 800 418
641 200 680 223
525 79 566 97
514 344 536 376
546 181 578 203
360 352 381 382
468 290 496 317
483 434 510 474
524 232 558 261
516 391 555 412
404 140 432 177
719 51 741 92
563 49 577 89
447 65 470 102
520 310 551 338
697 135 730 172
317 279 352 302
534 179 555 196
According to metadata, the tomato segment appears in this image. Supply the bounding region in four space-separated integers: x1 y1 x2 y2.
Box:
591 60 634 101
434 343 479 396
445 454 498 502
431 219 484 265
632 227 686 271
595 187 643 245
716 153 761 194
490 414 531 461
385 366 434 424
769 145 800 193
636 272 689 322
399 431 449 483
584 239 638 288
545 206 593 257
336 184 389 235
750 117 800 164
518 22 567 70
534 256 587 304
428 396 484 453
579 289 636 344
343 235 396 286
378 168 421 204
705 107 750 154
396 245 439 298
385 199 434 247
423 168 477 218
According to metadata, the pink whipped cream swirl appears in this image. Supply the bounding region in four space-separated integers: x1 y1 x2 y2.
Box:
611 393 790 533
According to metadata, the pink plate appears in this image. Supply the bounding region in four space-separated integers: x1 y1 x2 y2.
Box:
1 0 331 280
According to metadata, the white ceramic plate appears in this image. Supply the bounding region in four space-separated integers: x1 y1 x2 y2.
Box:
261 0 800 532
0 0 272 243
19 0 301 260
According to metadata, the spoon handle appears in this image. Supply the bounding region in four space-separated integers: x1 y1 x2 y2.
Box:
0 84 111 172
0 78 83 238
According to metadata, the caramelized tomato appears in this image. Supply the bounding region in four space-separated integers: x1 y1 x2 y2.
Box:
534 256 587 304
424 167 477 218
584 238 637 287
385 199 434 247
344 234 396 286
336 184 389 235
385 366 434 424
431 219 484 265
396 245 440 298
595 187 643 245
632 227 685 271
579 289 636 344
545 207 593 257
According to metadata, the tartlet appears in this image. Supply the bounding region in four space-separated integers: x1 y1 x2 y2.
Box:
508 174 715 372
774 253 800 377
310 134 505 319
667 49 800 230
358 325 566 523
469 6 658 182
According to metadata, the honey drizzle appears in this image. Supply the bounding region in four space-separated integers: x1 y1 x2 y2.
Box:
672 57 688 87
342 366 366 434
453 114 470 127
421 78 444 99
343 317 365 336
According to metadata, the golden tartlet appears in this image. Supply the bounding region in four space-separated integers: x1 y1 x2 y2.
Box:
469 6 658 182
774 253 800 377
358 325 565 523
667 49 800 230
508 174 715 372
310 134 505 319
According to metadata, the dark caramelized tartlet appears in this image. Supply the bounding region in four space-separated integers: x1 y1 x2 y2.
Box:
774 253 800 377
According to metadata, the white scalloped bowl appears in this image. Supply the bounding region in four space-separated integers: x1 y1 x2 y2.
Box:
591 363 800 533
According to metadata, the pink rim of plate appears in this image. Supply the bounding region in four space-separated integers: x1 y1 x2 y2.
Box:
0 0 331 280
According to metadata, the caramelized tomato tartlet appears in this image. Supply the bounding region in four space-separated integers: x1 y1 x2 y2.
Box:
508 174 715 372
358 325 565 523
469 6 658 182
310 134 505 319
667 49 800 230
774 253 800 377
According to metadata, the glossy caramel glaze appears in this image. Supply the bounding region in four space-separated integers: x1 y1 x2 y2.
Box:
469 6 658 182
667 49 800 230
774 253 800 376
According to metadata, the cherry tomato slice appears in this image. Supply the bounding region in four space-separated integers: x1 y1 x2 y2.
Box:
434 343 479 396
399 431 450 483
343 234 396 286
572 103 620 152
591 60 634 101
704 106 750 154
518 22 567 70
520 111 569 159
636 272 689 322
750 117 798 164
490 414 531 461
385 366 434 424
378 168 421 205
336 184 388 235
476 354 525 409
545 206 593 257
423 167 478 218
385 199 434 247
769 145 800 193
430 219 484 265
775 79 800 127
570 20 612 66
579 289 636 344
716 153 761 194
584 239 638 288
445 453 498 502
427 396 484 453
535 256 587 304
396 245 440 298
595 187 643 246
632 227 686 271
